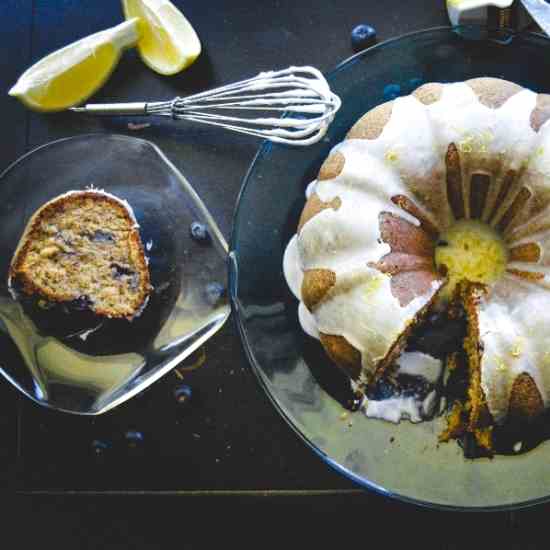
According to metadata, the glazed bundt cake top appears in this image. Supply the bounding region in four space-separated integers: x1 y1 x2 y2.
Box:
283 77 550 431
9 189 152 320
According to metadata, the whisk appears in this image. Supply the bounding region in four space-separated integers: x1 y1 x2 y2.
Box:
72 66 341 146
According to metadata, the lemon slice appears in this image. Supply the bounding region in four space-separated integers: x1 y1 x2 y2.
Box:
122 0 201 76
9 19 140 112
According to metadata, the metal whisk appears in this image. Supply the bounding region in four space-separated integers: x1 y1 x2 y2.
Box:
72 66 341 146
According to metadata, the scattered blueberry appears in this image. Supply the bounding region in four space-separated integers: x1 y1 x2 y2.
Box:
124 430 144 448
173 383 193 406
204 282 226 306
190 221 211 244
91 439 111 457
351 24 377 52
383 83 401 101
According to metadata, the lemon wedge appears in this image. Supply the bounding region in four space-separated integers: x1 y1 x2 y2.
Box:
122 0 201 76
9 19 140 112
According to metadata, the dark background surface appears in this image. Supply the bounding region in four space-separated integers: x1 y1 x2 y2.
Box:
0 0 548 547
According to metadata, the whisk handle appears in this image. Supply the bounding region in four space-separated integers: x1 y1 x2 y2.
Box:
71 102 149 116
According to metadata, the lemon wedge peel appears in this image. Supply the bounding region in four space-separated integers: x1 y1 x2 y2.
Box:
122 0 201 76
9 18 141 112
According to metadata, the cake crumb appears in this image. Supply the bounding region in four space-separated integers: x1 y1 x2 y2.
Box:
510 341 523 358
513 441 523 453
340 411 349 421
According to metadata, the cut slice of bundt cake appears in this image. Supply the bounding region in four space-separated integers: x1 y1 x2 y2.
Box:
9 189 151 320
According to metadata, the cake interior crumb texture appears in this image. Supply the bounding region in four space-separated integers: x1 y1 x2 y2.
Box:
9 191 152 320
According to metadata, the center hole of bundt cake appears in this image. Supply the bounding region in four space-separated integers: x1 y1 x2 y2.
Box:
435 220 508 295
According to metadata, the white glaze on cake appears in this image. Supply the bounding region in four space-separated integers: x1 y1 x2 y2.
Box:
305 180 317 199
396 351 442 384
478 278 550 422
313 269 440 379
365 395 424 423
282 234 302 300
284 79 550 427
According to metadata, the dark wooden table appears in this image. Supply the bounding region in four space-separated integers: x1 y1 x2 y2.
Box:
0 1 547 547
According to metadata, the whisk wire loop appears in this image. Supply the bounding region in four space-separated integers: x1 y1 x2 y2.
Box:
73 66 341 146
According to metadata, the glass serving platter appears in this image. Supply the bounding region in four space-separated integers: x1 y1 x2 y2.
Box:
230 26 550 510
0 134 230 414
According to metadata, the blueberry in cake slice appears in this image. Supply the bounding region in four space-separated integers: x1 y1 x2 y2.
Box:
9 189 152 320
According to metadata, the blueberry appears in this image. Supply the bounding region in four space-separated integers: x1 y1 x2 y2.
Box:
124 430 144 448
368 378 397 400
91 230 115 243
351 24 377 52
173 383 192 406
398 374 430 398
69 295 93 311
190 221 211 244
383 83 401 101
91 439 111 457
204 282 226 306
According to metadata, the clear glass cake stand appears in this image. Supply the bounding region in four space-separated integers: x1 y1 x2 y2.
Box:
230 26 550 510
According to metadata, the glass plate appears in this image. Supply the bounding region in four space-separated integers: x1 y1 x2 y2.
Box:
0 134 230 414
230 26 550 510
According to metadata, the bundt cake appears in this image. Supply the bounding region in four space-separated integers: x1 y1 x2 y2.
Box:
283 77 550 455
9 189 151 320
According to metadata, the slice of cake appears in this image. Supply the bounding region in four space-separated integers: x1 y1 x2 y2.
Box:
8 189 152 320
